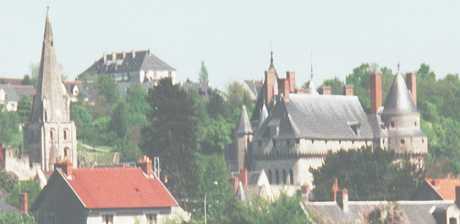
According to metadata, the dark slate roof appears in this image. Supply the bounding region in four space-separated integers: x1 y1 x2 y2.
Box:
262 94 373 140
82 50 175 75
236 106 253 135
383 74 417 115
0 84 19 101
303 201 451 224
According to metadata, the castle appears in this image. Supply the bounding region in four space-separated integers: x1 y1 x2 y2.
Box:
226 53 428 188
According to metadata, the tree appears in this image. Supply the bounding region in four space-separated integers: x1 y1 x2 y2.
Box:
311 148 424 201
21 75 32 85
94 75 120 114
226 81 254 122
0 213 35 224
199 117 232 154
126 85 149 125
0 110 22 149
111 101 129 139
70 103 95 143
320 77 345 95
17 96 32 123
199 61 209 86
0 170 18 193
6 180 41 209
366 203 409 224
141 78 200 199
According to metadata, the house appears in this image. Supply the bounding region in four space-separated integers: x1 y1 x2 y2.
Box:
302 185 460 224
0 84 35 111
80 50 176 86
413 178 460 201
32 157 188 224
226 52 428 189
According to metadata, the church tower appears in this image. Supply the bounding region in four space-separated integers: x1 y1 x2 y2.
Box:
234 105 253 172
24 13 77 172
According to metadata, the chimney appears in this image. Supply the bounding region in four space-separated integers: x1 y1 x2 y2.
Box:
331 178 339 201
240 168 248 189
455 186 460 207
343 85 354 96
370 70 382 113
137 155 153 177
264 72 275 106
337 189 349 212
301 184 310 201
282 78 290 100
321 85 332 95
286 71 296 92
20 192 28 214
405 72 417 105
153 156 160 178
55 160 73 177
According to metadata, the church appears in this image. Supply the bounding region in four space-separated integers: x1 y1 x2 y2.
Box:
226 53 428 189
24 13 77 173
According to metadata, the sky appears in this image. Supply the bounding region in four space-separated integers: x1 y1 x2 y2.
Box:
1 0 460 88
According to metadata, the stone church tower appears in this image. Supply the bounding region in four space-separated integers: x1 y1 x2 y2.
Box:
24 14 77 172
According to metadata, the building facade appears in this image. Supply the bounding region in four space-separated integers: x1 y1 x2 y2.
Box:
226 53 428 188
24 14 77 173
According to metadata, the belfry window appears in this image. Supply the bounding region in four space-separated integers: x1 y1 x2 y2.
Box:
275 170 280 185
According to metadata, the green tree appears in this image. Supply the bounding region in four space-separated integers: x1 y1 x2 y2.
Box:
111 101 129 139
21 75 32 85
6 180 41 209
0 213 36 224
70 103 96 143
126 85 149 125
321 77 344 95
0 110 22 149
141 78 199 199
199 61 209 85
311 148 424 201
17 96 32 123
226 81 254 122
0 170 18 193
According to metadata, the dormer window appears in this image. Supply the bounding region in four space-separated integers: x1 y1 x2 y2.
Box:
347 121 361 135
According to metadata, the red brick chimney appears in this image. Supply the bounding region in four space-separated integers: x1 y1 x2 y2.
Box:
344 85 354 96
331 178 339 201
286 71 296 92
405 72 417 105
20 192 29 214
55 160 73 177
456 186 460 207
281 78 290 100
137 155 153 177
337 188 349 212
264 72 275 106
321 85 332 95
370 71 382 113
240 168 248 189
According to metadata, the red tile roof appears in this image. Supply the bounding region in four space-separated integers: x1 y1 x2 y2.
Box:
64 167 178 209
425 177 460 200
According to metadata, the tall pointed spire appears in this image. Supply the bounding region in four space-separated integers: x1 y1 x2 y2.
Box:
236 106 253 135
269 51 274 68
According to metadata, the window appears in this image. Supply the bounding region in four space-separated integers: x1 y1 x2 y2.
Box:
414 121 418 127
268 170 272 184
400 139 405 144
147 214 157 224
282 170 287 185
275 170 280 185
103 215 113 224
390 121 395 128
63 129 68 140
289 169 294 185
64 147 70 158
449 217 457 224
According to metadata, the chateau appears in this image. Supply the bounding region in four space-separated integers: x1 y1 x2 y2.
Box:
226 53 428 188
24 14 77 173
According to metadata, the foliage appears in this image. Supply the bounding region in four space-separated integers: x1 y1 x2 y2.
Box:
17 96 32 123
199 61 209 85
320 77 344 95
311 148 424 201
0 213 36 224
226 194 312 224
141 78 200 198
111 101 129 139
0 109 22 149
199 116 232 154
6 180 41 209
226 81 254 118
0 170 18 193
21 75 33 85
126 84 149 125
366 203 409 224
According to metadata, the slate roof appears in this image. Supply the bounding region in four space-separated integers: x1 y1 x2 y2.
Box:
383 74 417 116
260 94 374 140
82 50 175 76
0 84 35 101
236 106 253 135
64 167 177 209
304 201 451 224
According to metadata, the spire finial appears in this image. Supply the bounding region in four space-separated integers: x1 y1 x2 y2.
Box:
309 51 314 81
46 5 50 16
270 51 274 66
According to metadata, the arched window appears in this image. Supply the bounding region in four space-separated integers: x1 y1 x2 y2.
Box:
63 129 68 140
268 170 272 184
289 169 294 185
275 170 280 185
64 147 70 158
50 128 56 141
282 170 287 184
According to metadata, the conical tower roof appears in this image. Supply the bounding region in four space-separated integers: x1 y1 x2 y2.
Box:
383 74 417 115
31 14 70 123
236 105 253 135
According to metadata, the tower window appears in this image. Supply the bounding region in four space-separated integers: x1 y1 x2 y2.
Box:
414 121 417 127
289 169 294 185
64 147 70 158
103 215 113 224
268 170 272 184
390 121 395 128
275 170 280 185
400 139 405 144
63 129 68 140
282 170 287 185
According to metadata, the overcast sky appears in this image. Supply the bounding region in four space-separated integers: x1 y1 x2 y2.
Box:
1 0 459 88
